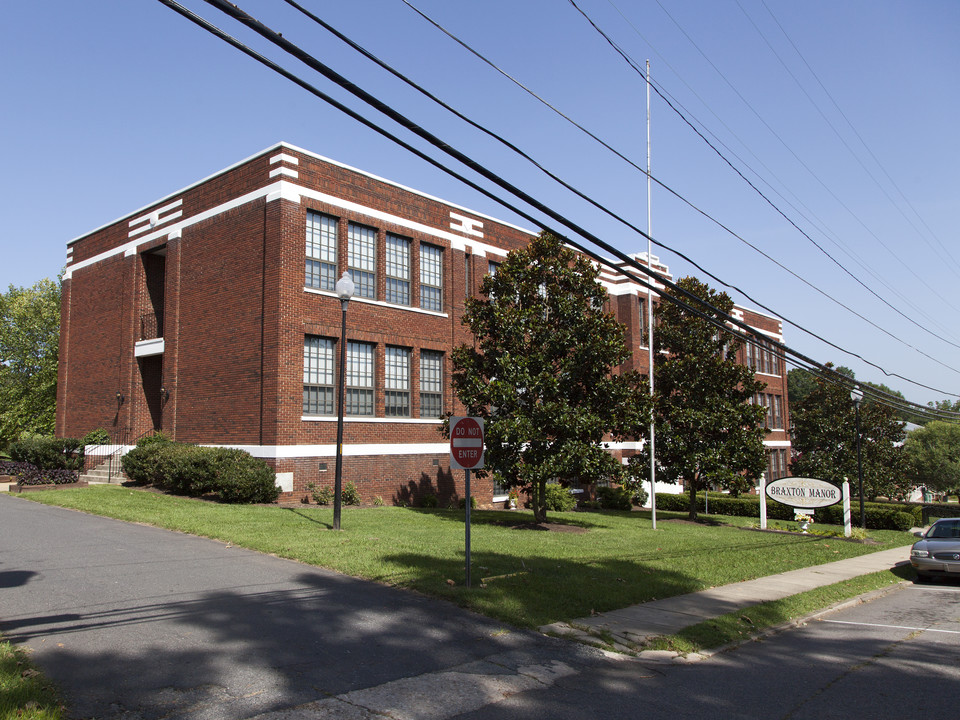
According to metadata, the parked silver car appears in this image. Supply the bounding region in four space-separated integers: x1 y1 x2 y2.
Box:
911 518 960 581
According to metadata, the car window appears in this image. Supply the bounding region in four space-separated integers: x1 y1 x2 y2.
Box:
929 522 960 538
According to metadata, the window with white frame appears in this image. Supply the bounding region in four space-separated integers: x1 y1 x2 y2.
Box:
303 335 335 415
348 222 377 299
345 341 374 415
385 346 411 417
305 212 338 291
385 233 411 305
420 350 443 418
420 243 443 311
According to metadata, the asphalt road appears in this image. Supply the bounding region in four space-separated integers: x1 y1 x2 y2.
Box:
3 493 958 719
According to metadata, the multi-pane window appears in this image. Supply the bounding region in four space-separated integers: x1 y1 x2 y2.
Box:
420 350 443 418
348 222 377 299
305 212 338 291
385 234 411 305
767 449 788 480
420 243 443 311
385 346 411 417
464 254 472 298
345 341 374 415
773 394 783 429
303 336 335 415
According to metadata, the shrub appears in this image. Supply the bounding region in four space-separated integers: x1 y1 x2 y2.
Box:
631 484 649 507
80 428 111 446
209 448 279 504
373 495 385 507
544 484 576 511
121 434 173 484
0 460 78 485
420 493 438 508
308 484 334 505
8 437 83 471
458 496 478 509
341 482 362 506
596 485 633 511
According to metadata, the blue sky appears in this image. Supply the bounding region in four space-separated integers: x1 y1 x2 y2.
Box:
1 0 957 406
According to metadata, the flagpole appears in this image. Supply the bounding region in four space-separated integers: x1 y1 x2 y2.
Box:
646 59 657 530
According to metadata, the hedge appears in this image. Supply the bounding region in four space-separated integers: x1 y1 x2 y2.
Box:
121 438 279 504
8 437 84 472
655 492 921 531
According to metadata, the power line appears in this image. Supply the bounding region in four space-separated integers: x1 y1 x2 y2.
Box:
155 0 960 407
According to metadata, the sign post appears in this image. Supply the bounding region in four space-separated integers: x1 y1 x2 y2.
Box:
450 417 484 587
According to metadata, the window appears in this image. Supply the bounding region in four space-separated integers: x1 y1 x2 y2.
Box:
464 254 472 298
385 346 411 417
420 350 443 418
305 212 337 291
420 243 443 311
345 341 374 415
385 234 411 305
773 394 783 429
303 336 335 415
348 222 377 299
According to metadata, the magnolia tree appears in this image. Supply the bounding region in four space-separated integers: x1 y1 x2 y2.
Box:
633 277 767 521
451 232 651 523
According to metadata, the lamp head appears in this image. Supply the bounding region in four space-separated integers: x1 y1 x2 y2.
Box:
850 386 864 406
336 271 355 301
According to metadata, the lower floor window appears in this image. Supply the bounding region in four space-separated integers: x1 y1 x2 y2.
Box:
420 349 443 418
346 341 374 415
385 346 411 417
304 336 334 415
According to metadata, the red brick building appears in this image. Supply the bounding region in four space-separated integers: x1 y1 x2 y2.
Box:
57 143 790 505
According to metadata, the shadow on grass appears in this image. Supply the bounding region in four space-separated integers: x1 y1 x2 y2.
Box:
282 507 332 530
401 507 609 531
382 548 706 626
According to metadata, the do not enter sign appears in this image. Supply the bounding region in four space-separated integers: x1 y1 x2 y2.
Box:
450 416 485 470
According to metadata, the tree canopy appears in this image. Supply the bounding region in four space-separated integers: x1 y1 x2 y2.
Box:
903 421 960 497
634 276 767 520
450 232 651 523
0 278 61 445
790 365 909 500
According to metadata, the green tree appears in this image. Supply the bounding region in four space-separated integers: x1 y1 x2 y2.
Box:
451 232 651 523
791 366 908 500
635 277 767 520
0 278 61 444
904 421 960 497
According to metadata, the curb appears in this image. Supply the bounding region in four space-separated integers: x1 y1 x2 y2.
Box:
631 580 912 665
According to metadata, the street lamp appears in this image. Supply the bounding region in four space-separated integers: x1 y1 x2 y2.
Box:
850 386 865 529
334 271 355 531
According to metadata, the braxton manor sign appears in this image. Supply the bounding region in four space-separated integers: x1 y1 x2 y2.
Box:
765 477 841 509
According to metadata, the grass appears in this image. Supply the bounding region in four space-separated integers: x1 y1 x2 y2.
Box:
17 486 915 629
0 638 64 720
643 566 914 654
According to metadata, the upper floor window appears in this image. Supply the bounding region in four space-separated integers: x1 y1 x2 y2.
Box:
420 243 443 311
306 212 337 291
385 346 411 417
348 222 377 299
303 335 335 415
385 234 411 306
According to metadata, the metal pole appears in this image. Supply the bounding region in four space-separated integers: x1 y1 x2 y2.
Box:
334 299 348 531
465 468 472 587
646 59 657 530
855 404 865 529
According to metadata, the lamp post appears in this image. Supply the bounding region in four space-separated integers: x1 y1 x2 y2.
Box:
334 271 355 531
850 386 865 529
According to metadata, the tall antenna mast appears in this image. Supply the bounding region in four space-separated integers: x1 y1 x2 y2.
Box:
646 59 656 530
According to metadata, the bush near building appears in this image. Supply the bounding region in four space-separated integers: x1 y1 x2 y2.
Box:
121 436 279 504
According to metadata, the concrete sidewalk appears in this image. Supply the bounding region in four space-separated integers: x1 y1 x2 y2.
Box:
541 544 912 651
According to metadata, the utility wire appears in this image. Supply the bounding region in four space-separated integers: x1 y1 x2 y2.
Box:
567 0 960 353
281 0 960 378
155 0 960 407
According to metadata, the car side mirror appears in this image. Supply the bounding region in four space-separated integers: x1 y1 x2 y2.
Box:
913 531 925 538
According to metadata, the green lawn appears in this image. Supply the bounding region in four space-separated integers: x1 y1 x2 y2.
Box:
0 639 64 719
17 486 914 630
